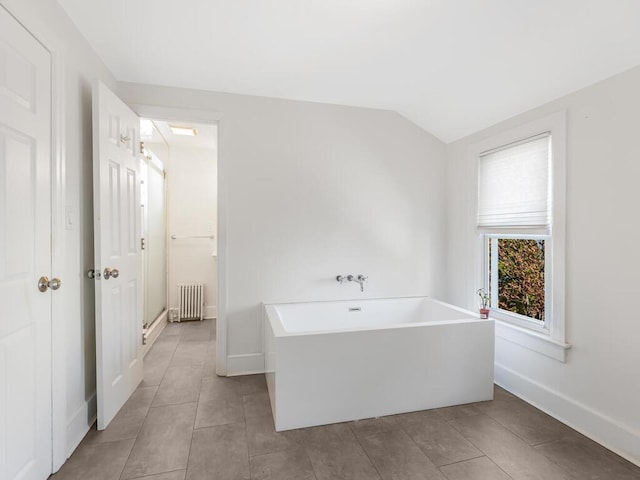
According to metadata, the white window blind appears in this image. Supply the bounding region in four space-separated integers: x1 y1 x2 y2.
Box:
478 133 551 231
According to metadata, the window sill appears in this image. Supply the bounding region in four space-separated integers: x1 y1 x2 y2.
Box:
495 319 571 363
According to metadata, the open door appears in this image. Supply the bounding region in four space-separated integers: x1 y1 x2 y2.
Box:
92 81 143 429
0 5 53 478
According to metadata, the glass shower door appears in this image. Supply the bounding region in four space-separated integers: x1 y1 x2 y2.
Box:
143 151 167 328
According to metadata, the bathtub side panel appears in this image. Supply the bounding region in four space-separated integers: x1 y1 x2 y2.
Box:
263 308 277 421
274 320 494 431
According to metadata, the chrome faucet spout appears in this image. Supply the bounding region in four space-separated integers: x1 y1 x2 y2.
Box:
354 274 368 292
336 274 368 292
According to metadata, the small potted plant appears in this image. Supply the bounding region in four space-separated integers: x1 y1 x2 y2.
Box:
476 288 490 319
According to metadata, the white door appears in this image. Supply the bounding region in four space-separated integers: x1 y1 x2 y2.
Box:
0 6 53 480
93 81 143 429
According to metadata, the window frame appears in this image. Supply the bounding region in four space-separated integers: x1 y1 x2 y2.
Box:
471 111 569 361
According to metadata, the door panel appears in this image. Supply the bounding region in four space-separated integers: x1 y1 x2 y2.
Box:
93 81 143 430
0 5 52 480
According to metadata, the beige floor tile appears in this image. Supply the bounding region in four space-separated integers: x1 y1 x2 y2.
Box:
535 431 640 480
483 401 573 446
473 388 527 416
303 423 381 480
83 412 146 444
435 403 483 421
185 423 250 480
194 396 245 429
243 392 273 420
440 456 512 480
403 415 483 466
85 385 159 442
142 359 172 387
50 439 134 480
147 334 181 354
170 342 209 367
228 373 268 395
246 415 306 457
348 416 402 438
391 409 442 428
127 471 187 480
449 414 572 480
145 402 198 425
121 386 160 416
250 448 316 480
202 346 217 378
152 365 203 407
121 404 196 479
358 429 446 480
179 321 215 342
161 322 185 337
198 374 242 402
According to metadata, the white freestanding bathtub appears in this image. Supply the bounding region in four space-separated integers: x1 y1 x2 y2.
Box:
264 296 494 431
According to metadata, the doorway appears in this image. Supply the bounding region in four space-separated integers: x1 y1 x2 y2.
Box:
139 118 218 350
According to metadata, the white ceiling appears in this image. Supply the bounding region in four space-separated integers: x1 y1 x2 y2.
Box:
58 0 640 142
141 118 217 150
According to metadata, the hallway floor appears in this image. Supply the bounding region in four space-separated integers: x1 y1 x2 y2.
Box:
51 319 640 480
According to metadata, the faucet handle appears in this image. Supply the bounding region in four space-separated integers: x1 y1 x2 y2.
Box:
357 274 368 282
336 275 345 284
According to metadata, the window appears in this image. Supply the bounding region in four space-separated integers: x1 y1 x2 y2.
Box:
488 236 548 325
474 112 568 359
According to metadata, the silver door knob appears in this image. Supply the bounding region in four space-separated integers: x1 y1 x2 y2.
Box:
103 268 120 280
38 276 62 292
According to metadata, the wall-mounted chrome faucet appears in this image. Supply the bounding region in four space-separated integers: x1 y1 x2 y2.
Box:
336 274 368 292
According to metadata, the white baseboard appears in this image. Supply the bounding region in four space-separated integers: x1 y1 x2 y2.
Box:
495 363 640 467
65 393 96 458
143 310 169 355
226 353 265 376
204 305 217 320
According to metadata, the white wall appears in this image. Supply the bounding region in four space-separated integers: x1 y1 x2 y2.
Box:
445 65 640 465
0 0 116 466
166 146 218 319
118 82 449 375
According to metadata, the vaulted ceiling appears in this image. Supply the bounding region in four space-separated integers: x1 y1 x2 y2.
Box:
57 0 640 142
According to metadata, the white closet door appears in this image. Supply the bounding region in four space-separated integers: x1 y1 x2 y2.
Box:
0 5 53 480
92 81 143 429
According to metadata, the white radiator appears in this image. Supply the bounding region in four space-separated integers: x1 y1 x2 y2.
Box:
177 284 204 322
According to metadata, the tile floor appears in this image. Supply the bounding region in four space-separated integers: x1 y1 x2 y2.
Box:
51 319 640 480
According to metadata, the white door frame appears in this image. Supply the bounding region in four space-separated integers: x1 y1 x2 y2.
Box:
127 104 227 375
0 2 67 472
50 49 67 471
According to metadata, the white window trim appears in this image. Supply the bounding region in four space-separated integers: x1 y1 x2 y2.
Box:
471 111 571 362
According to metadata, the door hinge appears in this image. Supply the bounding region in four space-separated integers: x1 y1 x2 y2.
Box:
142 332 147 345
139 141 145 154
141 237 145 250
